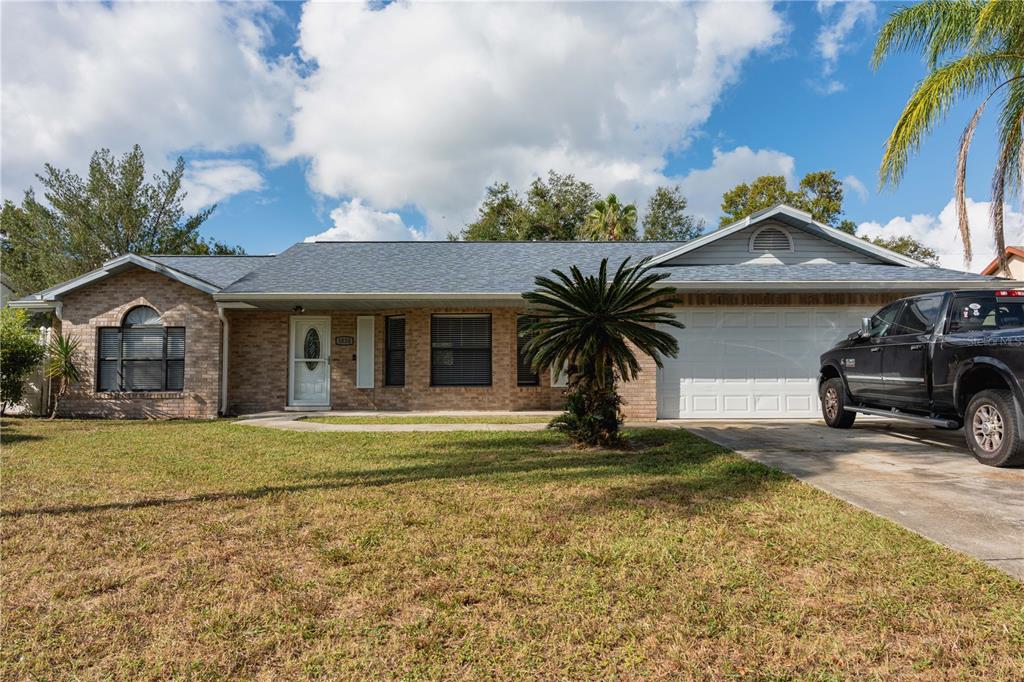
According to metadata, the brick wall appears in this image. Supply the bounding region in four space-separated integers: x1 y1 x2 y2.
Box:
226 307 566 414
58 268 221 419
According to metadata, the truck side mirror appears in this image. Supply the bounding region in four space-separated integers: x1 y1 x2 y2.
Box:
860 317 872 336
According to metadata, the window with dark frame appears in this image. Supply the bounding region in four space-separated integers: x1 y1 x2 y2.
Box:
516 315 539 386
385 316 406 386
97 306 185 392
430 314 491 386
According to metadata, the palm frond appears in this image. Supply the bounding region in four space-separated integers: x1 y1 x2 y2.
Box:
879 52 1019 188
873 0 985 71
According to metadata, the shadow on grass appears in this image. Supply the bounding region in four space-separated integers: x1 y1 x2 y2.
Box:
0 420 44 445
1 428 785 519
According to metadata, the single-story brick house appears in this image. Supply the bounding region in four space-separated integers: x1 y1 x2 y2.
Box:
11 205 1011 420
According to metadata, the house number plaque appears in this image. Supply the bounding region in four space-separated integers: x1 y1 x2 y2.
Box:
335 336 354 346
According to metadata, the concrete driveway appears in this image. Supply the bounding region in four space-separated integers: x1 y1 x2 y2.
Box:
681 419 1024 581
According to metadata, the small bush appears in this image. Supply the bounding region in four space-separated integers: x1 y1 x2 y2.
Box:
0 308 46 415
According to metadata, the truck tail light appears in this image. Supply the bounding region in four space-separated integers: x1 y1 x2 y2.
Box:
995 289 1024 297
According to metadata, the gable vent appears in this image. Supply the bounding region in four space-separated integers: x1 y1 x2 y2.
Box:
749 226 794 253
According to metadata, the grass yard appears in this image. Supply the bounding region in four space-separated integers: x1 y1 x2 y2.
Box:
302 415 552 425
2 419 1022 680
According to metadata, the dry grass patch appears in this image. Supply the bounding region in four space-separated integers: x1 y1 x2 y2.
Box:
2 418 1022 680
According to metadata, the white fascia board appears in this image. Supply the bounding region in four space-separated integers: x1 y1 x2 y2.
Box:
664 279 1001 291
213 291 526 301
7 299 58 311
39 254 219 300
647 204 924 268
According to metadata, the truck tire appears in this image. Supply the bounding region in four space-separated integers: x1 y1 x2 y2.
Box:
821 377 856 429
964 389 1024 467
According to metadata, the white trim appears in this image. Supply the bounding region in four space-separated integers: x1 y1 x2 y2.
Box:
35 254 219 301
647 204 925 268
748 225 794 253
287 316 332 407
7 300 59 311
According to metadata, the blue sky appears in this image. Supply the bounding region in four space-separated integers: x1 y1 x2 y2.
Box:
1 1 1019 269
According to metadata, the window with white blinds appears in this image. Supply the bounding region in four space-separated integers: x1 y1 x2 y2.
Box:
385 316 406 386
516 316 539 386
431 314 491 386
97 306 185 392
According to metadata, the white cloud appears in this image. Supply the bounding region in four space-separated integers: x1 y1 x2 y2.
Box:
305 199 425 242
283 1 786 236
672 146 797 225
181 160 265 213
814 0 875 92
843 174 868 202
858 197 1024 271
1 1 297 199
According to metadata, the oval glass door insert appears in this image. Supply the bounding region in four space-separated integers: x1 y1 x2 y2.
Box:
303 328 321 370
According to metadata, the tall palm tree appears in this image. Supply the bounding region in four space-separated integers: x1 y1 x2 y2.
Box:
874 0 1024 269
522 257 682 445
583 194 638 241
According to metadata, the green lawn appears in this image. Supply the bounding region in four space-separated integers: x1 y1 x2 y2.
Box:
303 414 552 425
2 418 1021 680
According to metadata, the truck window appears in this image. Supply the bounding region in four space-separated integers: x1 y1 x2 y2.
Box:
948 295 1024 332
888 295 943 335
865 302 904 338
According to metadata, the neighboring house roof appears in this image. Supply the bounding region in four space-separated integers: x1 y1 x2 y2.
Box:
648 204 925 268
219 241 678 296
979 246 1024 275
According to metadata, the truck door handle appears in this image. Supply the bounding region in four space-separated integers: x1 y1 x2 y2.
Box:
910 344 923 350
870 346 881 352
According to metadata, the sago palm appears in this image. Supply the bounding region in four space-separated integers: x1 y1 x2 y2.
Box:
522 257 682 445
583 194 638 241
874 0 1024 268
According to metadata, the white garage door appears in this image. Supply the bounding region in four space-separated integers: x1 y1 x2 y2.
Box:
657 306 876 419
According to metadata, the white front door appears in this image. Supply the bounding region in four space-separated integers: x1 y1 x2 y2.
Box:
289 317 331 406
657 306 877 419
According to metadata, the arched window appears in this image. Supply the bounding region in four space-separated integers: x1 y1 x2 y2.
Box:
97 306 185 392
749 225 794 253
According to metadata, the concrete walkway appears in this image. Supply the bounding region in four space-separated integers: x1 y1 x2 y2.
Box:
682 419 1024 581
234 411 557 432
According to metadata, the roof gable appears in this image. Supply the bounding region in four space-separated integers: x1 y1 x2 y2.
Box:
649 204 926 268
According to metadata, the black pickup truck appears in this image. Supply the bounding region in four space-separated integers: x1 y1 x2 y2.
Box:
818 289 1024 467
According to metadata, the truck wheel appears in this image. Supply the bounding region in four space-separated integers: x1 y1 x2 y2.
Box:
964 390 1024 467
821 378 856 429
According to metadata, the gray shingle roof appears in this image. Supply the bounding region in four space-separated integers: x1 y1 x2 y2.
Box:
219 241 681 294
148 255 272 289
216 242 999 294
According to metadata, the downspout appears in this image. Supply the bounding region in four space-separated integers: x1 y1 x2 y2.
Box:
217 304 229 417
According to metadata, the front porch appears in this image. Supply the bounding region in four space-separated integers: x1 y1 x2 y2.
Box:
223 306 570 416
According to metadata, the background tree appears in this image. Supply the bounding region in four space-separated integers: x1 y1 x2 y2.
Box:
866 235 940 266
583 194 638 241
455 171 598 241
718 170 938 265
873 0 1024 268
719 171 844 227
0 308 46 416
1 144 243 295
44 332 81 419
642 185 704 241
522 258 682 446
